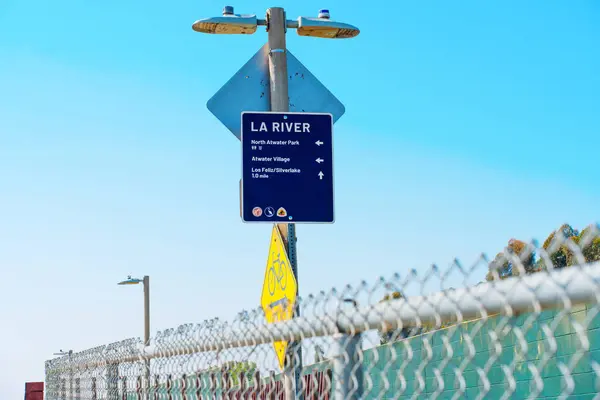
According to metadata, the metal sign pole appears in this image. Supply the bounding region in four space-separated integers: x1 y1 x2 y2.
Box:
266 7 303 400
193 6 359 399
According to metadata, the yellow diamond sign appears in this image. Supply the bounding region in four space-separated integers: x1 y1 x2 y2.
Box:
261 225 297 370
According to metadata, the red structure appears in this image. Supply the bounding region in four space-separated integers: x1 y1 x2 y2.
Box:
24 382 44 400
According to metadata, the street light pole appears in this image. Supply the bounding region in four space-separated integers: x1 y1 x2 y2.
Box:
118 275 151 399
143 275 150 400
265 8 299 280
118 275 151 345
192 7 359 399
53 350 73 399
264 8 302 399
267 7 289 113
143 275 150 347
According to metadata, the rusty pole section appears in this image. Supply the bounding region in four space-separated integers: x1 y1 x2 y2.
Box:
267 6 290 246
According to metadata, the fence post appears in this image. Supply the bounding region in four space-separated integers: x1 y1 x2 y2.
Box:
195 374 202 400
282 355 294 400
61 378 66 400
210 372 216 400
222 367 230 400
239 371 245 399
68 351 74 400
154 374 160 400
253 370 261 400
75 377 81 400
166 374 173 400
122 376 128 400
91 377 97 400
182 373 188 400
137 376 143 400
325 369 333 399
332 333 363 400
273 371 279 400
107 363 119 400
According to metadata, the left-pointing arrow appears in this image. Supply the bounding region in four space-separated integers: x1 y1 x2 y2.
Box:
316 158 324 164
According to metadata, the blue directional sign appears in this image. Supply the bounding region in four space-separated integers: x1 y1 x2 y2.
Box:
241 112 334 223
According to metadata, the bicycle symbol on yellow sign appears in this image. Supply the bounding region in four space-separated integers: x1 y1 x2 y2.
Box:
267 251 288 296
260 225 297 370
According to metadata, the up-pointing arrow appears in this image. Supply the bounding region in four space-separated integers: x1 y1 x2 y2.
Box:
318 171 324 180
316 158 324 164
315 140 324 146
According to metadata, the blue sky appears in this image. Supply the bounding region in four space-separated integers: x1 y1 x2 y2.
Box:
0 0 598 397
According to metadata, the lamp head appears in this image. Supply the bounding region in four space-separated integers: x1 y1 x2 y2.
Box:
118 276 142 285
192 7 258 35
296 10 359 39
296 16 360 38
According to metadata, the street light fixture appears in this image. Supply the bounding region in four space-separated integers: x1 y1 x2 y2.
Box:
192 7 360 39
192 6 259 34
296 13 360 38
117 276 142 285
53 349 72 357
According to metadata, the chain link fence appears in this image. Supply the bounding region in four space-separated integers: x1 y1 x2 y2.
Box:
45 224 600 399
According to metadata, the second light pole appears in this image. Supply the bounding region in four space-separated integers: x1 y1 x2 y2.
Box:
118 275 150 345
118 275 150 398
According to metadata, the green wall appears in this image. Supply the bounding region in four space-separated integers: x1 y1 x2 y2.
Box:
363 303 599 399
119 304 599 399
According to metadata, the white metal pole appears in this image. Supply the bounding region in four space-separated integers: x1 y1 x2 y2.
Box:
267 7 289 113
266 7 302 399
332 333 363 400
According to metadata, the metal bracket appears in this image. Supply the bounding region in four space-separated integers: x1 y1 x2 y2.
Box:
265 11 270 32
265 9 287 33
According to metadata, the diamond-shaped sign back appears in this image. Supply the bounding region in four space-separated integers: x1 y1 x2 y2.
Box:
207 43 345 140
